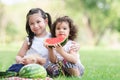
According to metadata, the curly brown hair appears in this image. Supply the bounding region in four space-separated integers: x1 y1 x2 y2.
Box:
51 16 78 40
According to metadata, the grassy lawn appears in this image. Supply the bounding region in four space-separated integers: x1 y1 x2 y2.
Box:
80 48 120 80
0 44 120 80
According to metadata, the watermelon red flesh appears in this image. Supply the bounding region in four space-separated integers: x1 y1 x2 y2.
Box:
45 36 67 47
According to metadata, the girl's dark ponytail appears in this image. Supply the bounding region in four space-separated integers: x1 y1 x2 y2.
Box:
46 13 52 32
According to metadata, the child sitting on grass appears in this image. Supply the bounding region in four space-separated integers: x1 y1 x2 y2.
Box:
45 16 84 77
7 53 46 73
0 54 53 80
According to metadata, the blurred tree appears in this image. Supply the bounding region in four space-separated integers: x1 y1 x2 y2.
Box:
0 2 7 44
64 0 120 45
0 0 120 46
6 21 18 43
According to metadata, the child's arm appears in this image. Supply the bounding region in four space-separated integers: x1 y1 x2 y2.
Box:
37 56 46 65
44 43 57 63
54 44 79 64
16 39 29 63
21 54 46 65
16 56 23 64
48 48 57 63
70 41 80 52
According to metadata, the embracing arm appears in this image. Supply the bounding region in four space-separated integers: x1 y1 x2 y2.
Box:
69 41 80 53
55 43 79 64
58 48 78 64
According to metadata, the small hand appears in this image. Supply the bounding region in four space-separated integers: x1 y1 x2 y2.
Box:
69 41 80 53
18 58 25 64
16 56 23 63
44 42 53 51
53 43 63 53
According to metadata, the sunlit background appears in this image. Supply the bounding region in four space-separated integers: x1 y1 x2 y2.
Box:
0 0 120 80
0 0 120 49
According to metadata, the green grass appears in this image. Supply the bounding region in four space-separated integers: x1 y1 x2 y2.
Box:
0 45 120 80
80 48 120 80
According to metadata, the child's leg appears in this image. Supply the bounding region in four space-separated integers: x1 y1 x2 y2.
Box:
46 63 60 77
65 68 80 76
62 60 84 76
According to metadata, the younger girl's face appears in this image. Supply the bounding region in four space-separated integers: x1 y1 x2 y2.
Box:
55 22 70 38
28 13 48 37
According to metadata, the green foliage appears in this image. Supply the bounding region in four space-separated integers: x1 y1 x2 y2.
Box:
81 0 98 9
64 0 120 45
5 21 18 43
114 18 120 32
6 21 18 36
0 0 120 45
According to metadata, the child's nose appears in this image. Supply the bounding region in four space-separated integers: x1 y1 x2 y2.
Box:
34 24 38 28
60 29 64 32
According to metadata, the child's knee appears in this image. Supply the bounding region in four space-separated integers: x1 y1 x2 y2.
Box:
66 68 80 76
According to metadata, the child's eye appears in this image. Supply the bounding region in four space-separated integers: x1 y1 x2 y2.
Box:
37 21 40 23
56 27 60 30
64 27 67 30
29 23 34 26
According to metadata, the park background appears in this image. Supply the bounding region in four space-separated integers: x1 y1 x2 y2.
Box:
0 0 120 80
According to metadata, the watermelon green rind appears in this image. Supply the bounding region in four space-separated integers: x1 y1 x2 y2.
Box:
60 38 68 46
0 71 17 78
19 64 47 79
19 70 46 78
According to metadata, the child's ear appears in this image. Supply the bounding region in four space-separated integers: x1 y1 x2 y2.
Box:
45 18 48 24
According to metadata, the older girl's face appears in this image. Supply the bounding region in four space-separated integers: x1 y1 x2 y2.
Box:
55 22 70 38
28 13 48 37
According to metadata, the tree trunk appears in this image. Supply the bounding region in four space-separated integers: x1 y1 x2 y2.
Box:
82 13 94 45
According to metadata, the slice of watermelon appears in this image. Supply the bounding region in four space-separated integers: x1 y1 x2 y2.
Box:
45 36 68 47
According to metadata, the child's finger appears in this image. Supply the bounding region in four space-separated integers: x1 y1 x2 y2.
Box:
57 43 61 47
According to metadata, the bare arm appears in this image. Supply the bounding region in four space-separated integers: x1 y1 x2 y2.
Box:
48 48 57 63
55 44 79 64
36 56 46 65
16 39 29 63
44 43 57 63
70 41 80 52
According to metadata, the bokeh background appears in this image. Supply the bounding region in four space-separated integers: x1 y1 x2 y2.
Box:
0 0 120 80
0 0 120 48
